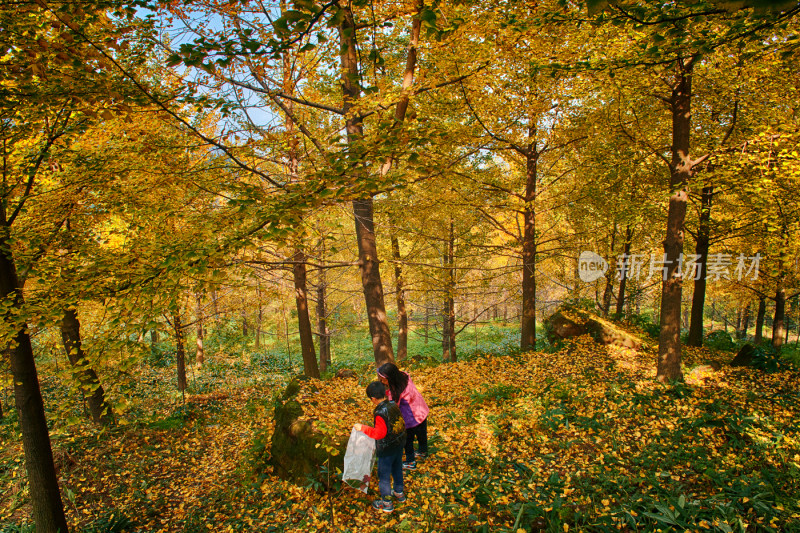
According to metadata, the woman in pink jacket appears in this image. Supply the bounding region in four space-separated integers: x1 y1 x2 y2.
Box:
377 362 429 470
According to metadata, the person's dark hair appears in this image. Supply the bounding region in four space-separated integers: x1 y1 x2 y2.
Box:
366 381 386 400
376 362 408 402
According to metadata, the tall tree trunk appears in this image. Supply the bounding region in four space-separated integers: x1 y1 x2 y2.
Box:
657 57 695 382
339 6 394 366
195 292 205 364
796 302 800 346
173 311 187 392
151 329 159 345
391 235 408 361
211 288 220 326
316 269 331 373
442 220 456 362
735 305 742 337
60 308 113 425
615 225 634 316
293 249 320 378
772 283 786 349
1 237 68 533
254 285 262 350
755 296 766 344
601 222 617 316
520 133 538 352
772 229 790 349
686 185 713 346
282 297 292 357
316 237 331 372
739 301 751 339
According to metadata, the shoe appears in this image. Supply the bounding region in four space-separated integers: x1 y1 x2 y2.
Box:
392 490 407 502
402 461 417 470
372 498 394 513
416 452 428 460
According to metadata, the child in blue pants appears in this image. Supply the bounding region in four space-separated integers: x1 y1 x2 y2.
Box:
354 381 407 512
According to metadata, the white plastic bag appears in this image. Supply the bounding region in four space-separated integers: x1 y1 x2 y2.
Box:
342 427 376 493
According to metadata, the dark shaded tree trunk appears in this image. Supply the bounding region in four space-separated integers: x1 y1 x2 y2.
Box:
755 296 766 344
151 329 159 345
195 293 205 364
772 284 786 350
173 311 187 392
1 237 68 533
293 249 320 378
657 57 696 383
601 223 617 317
391 235 409 361
520 134 538 352
796 302 800 346
686 185 713 346
60 308 113 425
339 7 393 366
739 301 751 339
615 226 634 316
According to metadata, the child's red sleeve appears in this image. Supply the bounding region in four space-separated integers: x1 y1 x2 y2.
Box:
361 416 387 440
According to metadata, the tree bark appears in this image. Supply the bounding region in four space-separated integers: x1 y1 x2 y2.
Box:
255 285 262 350
601 222 617 317
339 6 394 366
316 274 331 373
735 305 742 336
60 308 113 425
195 292 205 364
772 283 786 349
316 238 331 372
211 289 220 325
391 235 408 361
173 311 187 392
1 236 68 532
686 185 713 346
442 220 456 362
615 225 634 316
657 57 695 382
739 301 751 339
755 296 766 344
293 249 320 378
520 132 538 352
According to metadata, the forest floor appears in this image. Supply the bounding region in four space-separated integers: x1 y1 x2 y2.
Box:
1 331 799 532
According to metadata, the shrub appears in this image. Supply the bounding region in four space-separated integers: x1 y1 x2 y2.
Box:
705 330 736 352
